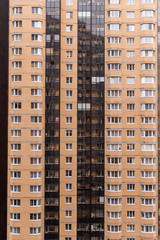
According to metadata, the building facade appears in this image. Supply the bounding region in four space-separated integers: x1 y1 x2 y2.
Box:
1 0 159 239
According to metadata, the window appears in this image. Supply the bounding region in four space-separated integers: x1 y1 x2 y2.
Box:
107 77 121 83
13 21 22 28
11 199 20 206
141 157 155 165
107 184 121 192
30 213 41 220
13 7 22 14
32 7 42 14
11 185 21 193
107 144 121 151
11 171 21 178
127 225 135 232
141 198 155 205
66 51 73 58
30 185 41 193
107 37 121 44
141 184 155 192
141 37 154 43
66 12 73 18
66 210 72 217
127 25 135 31
66 90 72 97
127 64 135 70
141 23 155 31
11 144 21 151
141 171 155 178
10 213 20 220
141 130 155 137
141 63 155 70
127 77 135 84
141 0 154 3
107 171 121 178
108 10 121 17
65 224 72 231
66 0 73 5
31 130 42 137
141 50 154 57
127 184 135 191
31 116 42 123
127 144 135 151
127 0 135 5
66 143 72 150
66 25 73 32
141 103 155 110
107 198 121 205
30 158 41 165
30 171 41 179
127 171 135 177
127 51 135 58
127 117 135 124
11 130 21 137
31 61 42 69
127 11 135 18
127 91 135 97
11 116 21 123
66 104 72 110
127 157 135 164
142 212 155 220
108 0 120 4
127 211 135 218
127 104 135 110
30 227 41 235
12 75 22 82
127 198 135 205
66 183 72 191
10 227 20 235
31 144 42 151
66 197 72 204
108 24 121 30
66 77 72 84
31 75 42 82
141 225 155 233
107 130 121 137
107 225 121 233
66 38 73 45
31 34 42 41
12 48 22 55
66 64 72 71
30 199 41 207
66 117 72 124
107 103 121 110
142 144 155 151
127 38 134 45
141 117 155 124
66 130 72 137
107 211 121 219
31 89 42 96
107 117 121 124
141 90 155 97
32 21 42 28
107 90 121 97
31 48 42 55
12 34 22 41
11 158 21 165
66 157 72 164
12 89 21 96
31 102 42 110
141 76 155 83
12 61 22 68
107 157 121 164
66 170 72 177
108 50 121 57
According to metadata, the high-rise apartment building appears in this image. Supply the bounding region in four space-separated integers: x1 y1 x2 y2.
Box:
0 0 159 239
